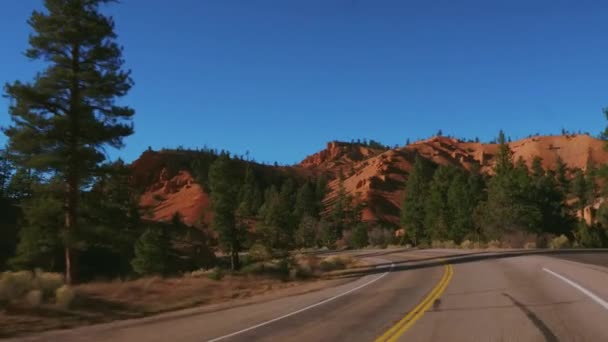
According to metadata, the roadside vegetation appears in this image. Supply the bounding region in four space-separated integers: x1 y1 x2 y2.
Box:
400 129 608 249
2 0 608 338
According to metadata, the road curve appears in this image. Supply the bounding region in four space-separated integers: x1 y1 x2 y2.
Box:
9 249 608 342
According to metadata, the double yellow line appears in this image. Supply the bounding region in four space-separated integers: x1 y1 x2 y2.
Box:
375 264 454 342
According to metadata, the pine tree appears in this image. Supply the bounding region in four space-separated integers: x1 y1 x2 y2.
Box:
400 155 434 245
495 130 513 176
237 165 260 217
3 0 134 284
351 222 369 248
425 165 459 241
294 182 317 221
295 215 318 248
447 172 474 243
208 155 244 270
0 148 12 198
79 160 141 278
555 156 569 190
9 180 64 271
571 168 588 217
531 157 545 180
329 178 352 242
131 228 169 276
6 168 38 200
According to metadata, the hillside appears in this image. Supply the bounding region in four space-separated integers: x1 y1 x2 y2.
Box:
133 134 608 227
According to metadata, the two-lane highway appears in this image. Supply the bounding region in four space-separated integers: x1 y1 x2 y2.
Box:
10 249 608 342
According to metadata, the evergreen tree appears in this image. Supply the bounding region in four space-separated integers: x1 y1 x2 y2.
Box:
237 165 261 217
400 155 434 245
531 157 544 180
475 135 541 239
9 178 63 271
314 175 328 214
495 130 513 176
425 165 459 241
79 160 141 278
329 178 352 243
351 222 369 248
0 148 11 198
208 155 244 270
571 168 589 217
3 0 134 283
131 228 169 276
258 181 297 251
447 172 475 243
555 156 569 190
294 182 317 221
6 167 38 200
295 215 318 248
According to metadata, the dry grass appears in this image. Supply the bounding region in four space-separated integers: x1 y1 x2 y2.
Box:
0 253 363 338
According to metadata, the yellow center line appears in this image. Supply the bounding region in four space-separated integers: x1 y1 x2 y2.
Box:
375 264 454 342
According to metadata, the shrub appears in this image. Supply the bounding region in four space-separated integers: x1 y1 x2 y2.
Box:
0 271 34 301
248 243 272 263
460 240 473 249
431 240 457 249
368 227 392 247
351 223 369 249
295 254 319 273
524 241 536 249
207 267 224 281
55 285 75 308
25 290 43 307
34 270 64 299
574 222 607 248
550 235 570 249
487 240 501 249
319 255 354 272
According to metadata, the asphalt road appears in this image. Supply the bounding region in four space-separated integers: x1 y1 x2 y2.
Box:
10 249 608 342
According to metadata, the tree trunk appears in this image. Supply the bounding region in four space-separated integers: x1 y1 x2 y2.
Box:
231 249 240 271
65 41 81 285
64 177 78 285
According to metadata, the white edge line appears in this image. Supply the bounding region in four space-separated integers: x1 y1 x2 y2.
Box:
542 267 608 310
207 262 395 342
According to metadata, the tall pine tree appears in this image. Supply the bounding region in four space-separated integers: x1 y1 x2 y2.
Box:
400 155 434 245
208 155 244 270
3 0 134 284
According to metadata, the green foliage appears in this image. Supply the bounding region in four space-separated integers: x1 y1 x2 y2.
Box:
6 168 38 200
368 226 393 247
237 166 262 217
208 155 245 270
55 285 75 308
258 183 296 251
475 137 544 239
571 168 590 214
550 235 571 249
400 155 434 245
206 267 224 281
425 165 460 241
294 182 318 221
248 243 272 262
131 229 170 276
351 222 369 249
295 215 319 248
574 222 607 248
9 182 63 271
0 270 64 307
3 0 134 283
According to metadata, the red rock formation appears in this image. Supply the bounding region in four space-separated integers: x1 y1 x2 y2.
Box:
133 134 608 229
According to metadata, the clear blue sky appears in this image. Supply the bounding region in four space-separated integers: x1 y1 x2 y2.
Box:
2 0 608 165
